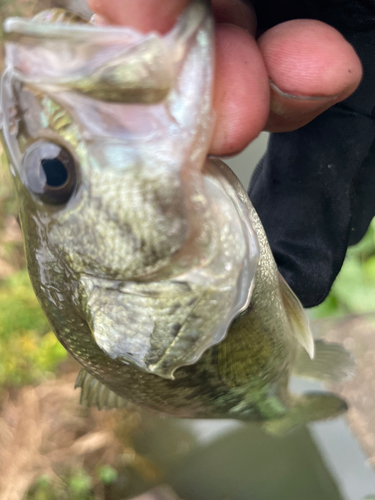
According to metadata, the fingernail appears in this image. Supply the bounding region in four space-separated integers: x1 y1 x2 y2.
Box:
270 80 338 105
266 80 339 132
270 81 339 103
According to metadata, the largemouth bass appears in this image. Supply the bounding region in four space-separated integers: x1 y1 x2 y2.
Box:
0 1 353 433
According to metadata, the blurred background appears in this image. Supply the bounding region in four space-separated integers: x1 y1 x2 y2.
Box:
0 1 375 499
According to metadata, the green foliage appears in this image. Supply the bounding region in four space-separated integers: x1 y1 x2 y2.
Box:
68 470 93 499
27 466 119 500
26 475 56 500
0 269 67 387
27 470 92 500
98 465 118 485
311 219 375 318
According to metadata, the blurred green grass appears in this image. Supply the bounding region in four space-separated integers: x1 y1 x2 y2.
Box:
26 466 119 500
311 219 375 318
0 269 67 386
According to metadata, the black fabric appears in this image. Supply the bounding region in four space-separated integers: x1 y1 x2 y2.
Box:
251 1 375 34
245 0 375 307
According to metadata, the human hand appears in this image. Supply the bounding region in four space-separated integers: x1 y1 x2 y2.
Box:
87 0 361 156
87 0 372 308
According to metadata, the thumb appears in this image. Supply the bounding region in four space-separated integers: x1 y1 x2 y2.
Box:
258 20 363 132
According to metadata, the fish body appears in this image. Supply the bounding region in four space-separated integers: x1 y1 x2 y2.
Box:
0 2 351 431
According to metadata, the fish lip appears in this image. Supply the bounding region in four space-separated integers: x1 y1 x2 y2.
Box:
3 1 210 107
3 17 155 38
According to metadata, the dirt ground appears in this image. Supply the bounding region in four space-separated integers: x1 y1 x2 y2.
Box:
318 315 375 467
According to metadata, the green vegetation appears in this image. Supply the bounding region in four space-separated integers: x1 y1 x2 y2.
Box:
98 466 119 485
0 269 67 386
311 219 375 318
26 466 119 500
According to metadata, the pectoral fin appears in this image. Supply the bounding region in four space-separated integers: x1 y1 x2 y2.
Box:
279 274 314 359
263 392 348 435
75 369 128 410
293 339 356 383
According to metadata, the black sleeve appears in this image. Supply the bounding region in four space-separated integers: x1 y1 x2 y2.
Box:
246 0 375 307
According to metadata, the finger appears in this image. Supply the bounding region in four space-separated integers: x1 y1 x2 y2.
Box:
88 0 256 33
212 0 256 35
87 0 190 32
211 23 269 156
257 20 363 132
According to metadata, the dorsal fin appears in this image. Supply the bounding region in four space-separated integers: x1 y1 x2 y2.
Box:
279 274 315 359
75 369 128 410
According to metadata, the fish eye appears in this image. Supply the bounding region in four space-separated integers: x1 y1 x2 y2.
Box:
22 141 77 205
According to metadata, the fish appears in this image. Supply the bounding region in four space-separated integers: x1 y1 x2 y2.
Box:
0 0 354 433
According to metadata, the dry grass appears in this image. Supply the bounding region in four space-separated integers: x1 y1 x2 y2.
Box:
318 315 375 467
0 365 167 500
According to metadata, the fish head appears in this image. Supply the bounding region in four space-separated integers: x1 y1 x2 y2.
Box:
0 2 260 379
2 3 217 281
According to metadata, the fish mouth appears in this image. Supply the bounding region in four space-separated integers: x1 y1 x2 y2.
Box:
78 159 260 380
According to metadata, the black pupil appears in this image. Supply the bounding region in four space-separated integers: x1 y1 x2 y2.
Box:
23 141 77 205
41 158 68 187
